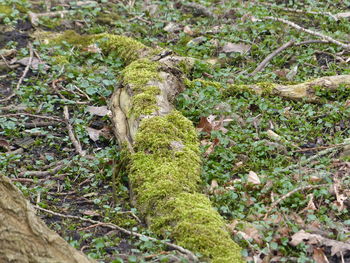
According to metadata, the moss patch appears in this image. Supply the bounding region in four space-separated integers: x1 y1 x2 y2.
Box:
95 33 147 63
129 111 244 262
122 59 161 117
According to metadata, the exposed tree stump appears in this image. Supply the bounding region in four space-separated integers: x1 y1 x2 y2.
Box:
0 175 95 263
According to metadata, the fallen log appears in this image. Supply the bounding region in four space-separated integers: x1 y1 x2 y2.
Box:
42 31 245 262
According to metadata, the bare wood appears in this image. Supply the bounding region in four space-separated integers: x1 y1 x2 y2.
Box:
240 75 350 101
0 175 95 263
250 40 295 76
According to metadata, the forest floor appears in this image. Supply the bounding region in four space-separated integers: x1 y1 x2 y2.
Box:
1 0 350 262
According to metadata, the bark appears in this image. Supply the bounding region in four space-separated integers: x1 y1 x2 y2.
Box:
0 175 95 263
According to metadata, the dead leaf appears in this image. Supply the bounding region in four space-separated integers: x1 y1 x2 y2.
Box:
197 115 215 133
209 179 219 193
290 230 350 256
86 127 102 142
313 248 329 263
16 57 49 70
204 138 219 156
221 42 251 54
266 129 282 141
197 115 232 135
247 171 261 185
183 25 194 35
164 22 181 33
0 139 10 151
86 106 111 117
83 44 102 53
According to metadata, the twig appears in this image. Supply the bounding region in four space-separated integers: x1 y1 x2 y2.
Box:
63 106 85 156
0 54 11 69
35 206 199 261
128 14 152 25
24 121 62 128
0 113 64 122
116 210 142 224
19 162 70 177
261 3 339 20
294 143 344 153
78 222 105 231
28 10 70 26
264 183 330 219
250 40 295 76
0 44 34 102
295 40 331 46
52 79 90 104
284 141 350 171
263 16 350 50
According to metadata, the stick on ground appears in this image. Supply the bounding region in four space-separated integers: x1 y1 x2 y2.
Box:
63 106 86 156
250 40 295 76
35 206 199 262
0 44 34 102
264 16 350 50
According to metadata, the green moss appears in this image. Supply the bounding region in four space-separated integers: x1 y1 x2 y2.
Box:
122 59 161 117
152 193 244 263
50 55 69 65
131 87 159 117
130 111 200 212
178 59 193 76
44 31 148 64
95 33 147 63
0 5 12 17
129 111 244 262
95 13 120 25
185 78 222 90
122 59 159 89
257 82 276 95
223 83 255 97
48 30 95 47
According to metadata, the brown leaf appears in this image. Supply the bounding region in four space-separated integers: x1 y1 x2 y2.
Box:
86 106 111 117
197 115 214 133
83 44 102 53
204 138 219 156
183 25 194 35
290 230 350 256
86 127 102 142
209 179 219 193
0 139 10 151
16 57 49 70
313 248 329 263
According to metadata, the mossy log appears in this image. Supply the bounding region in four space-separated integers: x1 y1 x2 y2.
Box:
40 31 244 262
225 75 350 101
0 175 95 263
104 37 245 262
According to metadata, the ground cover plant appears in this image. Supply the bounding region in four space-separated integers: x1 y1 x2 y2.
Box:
0 0 350 262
